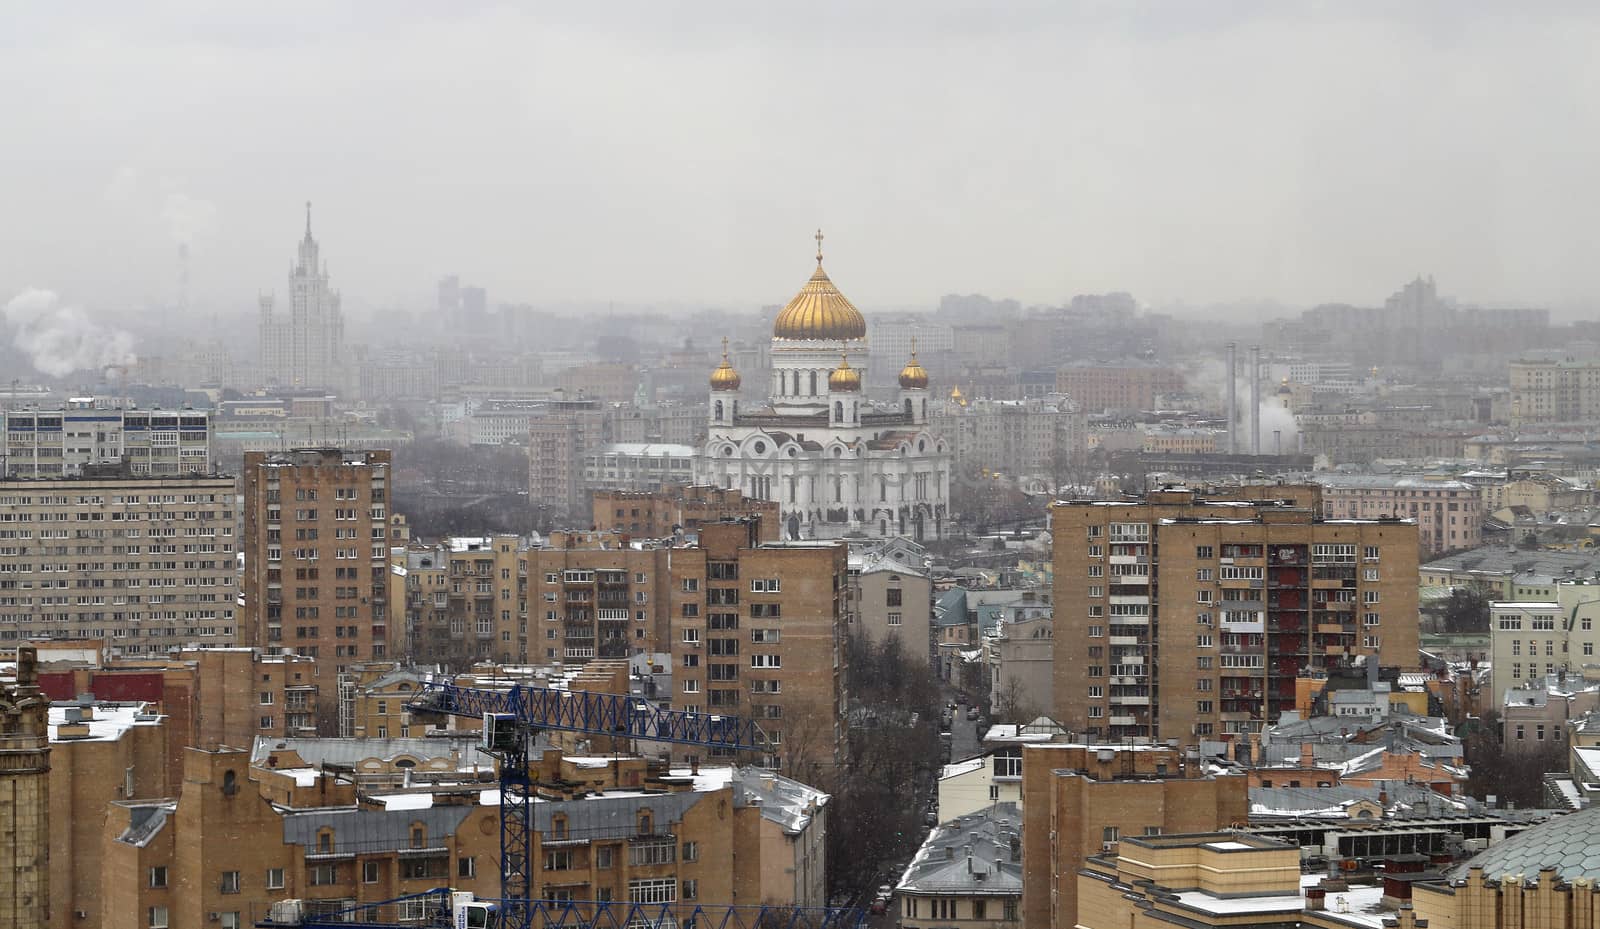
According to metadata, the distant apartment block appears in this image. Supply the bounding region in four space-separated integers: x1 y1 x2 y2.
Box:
0 469 238 655
1313 475 1482 555
582 443 697 494
1 405 212 477
1055 365 1185 414
1509 356 1600 425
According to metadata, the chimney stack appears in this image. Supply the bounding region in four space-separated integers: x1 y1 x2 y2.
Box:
1226 343 1238 455
1250 345 1262 456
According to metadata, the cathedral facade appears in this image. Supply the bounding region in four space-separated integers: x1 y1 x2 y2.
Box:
694 235 952 541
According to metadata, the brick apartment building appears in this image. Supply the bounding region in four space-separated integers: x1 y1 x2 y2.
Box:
1055 365 1185 414
591 485 780 542
241 449 393 688
96 742 827 929
1018 742 1248 929
1051 486 1419 743
0 467 239 655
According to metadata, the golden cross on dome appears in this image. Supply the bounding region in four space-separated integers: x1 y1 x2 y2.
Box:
910 333 918 357
815 228 824 265
721 336 729 357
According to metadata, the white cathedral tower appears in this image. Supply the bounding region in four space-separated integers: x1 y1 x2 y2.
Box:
694 232 951 541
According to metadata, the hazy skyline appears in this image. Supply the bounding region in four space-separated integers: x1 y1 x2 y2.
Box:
4 2 1600 320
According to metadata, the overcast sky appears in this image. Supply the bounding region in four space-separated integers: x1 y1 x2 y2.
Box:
3 1 1599 319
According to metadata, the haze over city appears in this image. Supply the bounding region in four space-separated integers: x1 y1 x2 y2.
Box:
9 6 1600 929
5 1 1600 319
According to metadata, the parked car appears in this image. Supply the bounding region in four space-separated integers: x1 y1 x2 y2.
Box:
869 899 888 915
966 706 980 720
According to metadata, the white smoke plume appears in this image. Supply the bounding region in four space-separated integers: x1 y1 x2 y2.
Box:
3 288 137 377
1182 357 1299 452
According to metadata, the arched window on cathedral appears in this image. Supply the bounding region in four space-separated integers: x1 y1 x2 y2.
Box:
920 398 926 419
714 400 723 420
879 477 887 502
834 401 843 421
787 476 797 503
809 371 818 396
833 476 843 503
852 401 858 421
904 398 912 416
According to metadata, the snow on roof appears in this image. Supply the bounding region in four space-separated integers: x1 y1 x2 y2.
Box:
49 702 164 743
376 793 435 811
940 757 988 780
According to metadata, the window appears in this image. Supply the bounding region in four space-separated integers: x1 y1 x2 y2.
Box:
1102 826 1120 843
1088 685 1103 698
310 864 339 885
1087 625 1103 637
630 838 675 866
973 900 987 919
1197 656 1213 670
266 868 285 890
596 846 614 869
220 915 241 929
1196 546 1214 559
1196 700 1213 714
683 879 699 900
1088 564 1103 578
629 878 677 904
1363 568 1379 581
149 866 168 888
259 691 274 705
544 850 573 871
989 784 1001 800
364 861 381 883
994 754 1023 778
751 654 781 668
887 612 902 626
220 870 240 894
1196 634 1213 648
148 907 170 929
1004 900 1019 921
886 588 902 607
1585 643 1594 656
1196 568 1213 581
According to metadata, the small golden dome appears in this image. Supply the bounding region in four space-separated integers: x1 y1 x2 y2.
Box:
709 338 741 391
949 384 966 407
828 353 861 392
772 230 867 341
899 351 928 390
1277 376 1292 395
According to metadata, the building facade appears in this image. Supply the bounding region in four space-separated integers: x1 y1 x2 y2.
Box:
1314 475 1482 556
259 205 346 391
1051 487 1420 743
1509 356 1600 425
1055 365 1185 414
591 486 780 541
694 238 952 542
0 470 238 655
528 398 609 518
0 647 50 929
1 405 211 478
241 449 393 686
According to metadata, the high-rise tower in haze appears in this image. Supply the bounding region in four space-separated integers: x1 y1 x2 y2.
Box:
259 202 345 390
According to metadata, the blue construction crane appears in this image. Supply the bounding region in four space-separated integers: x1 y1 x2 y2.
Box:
257 681 857 929
405 681 766 929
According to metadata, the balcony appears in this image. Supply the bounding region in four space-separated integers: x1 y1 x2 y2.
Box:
1109 636 1142 646
1109 595 1150 606
1109 715 1138 727
1109 694 1151 706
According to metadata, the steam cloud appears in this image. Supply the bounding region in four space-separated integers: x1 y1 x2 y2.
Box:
1184 357 1299 452
3 288 138 377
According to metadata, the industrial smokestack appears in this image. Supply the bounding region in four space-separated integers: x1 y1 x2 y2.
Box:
1249 345 1261 456
1226 342 1237 455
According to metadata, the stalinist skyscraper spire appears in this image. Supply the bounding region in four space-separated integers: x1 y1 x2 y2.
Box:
259 201 346 390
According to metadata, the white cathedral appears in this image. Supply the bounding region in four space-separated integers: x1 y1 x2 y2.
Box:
694 233 952 541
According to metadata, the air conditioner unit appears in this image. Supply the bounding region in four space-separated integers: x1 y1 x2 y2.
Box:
209 914 221 923
1102 841 1117 852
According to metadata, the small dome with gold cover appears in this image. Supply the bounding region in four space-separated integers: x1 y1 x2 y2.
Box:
898 339 928 389
709 338 741 391
828 353 861 392
772 230 867 341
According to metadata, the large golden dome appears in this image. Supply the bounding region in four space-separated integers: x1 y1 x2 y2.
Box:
772 230 867 341
709 338 741 391
828 353 861 392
